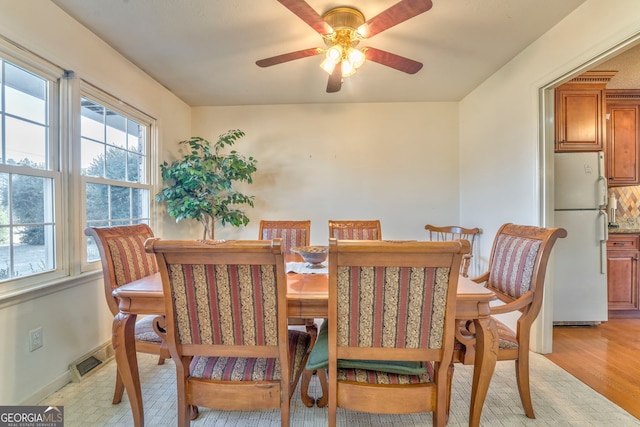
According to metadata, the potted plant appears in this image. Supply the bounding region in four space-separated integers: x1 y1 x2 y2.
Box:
156 129 257 240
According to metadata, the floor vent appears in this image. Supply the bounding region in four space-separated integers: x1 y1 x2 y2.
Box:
76 356 102 377
69 342 114 382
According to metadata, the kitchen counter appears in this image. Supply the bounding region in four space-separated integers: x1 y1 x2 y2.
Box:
609 227 640 234
609 218 640 233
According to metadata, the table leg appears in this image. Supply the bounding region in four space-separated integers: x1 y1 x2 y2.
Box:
468 315 498 427
113 312 144 427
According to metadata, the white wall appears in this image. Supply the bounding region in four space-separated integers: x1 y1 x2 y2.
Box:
191 103 460 243
459 0 640 351
0 1 191 404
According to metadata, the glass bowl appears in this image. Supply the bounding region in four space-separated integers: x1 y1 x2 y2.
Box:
292 246 328 268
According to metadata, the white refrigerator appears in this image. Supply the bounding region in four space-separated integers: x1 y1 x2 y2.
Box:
553 151 609 325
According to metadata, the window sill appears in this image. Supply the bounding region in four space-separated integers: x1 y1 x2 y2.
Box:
0 270 102 310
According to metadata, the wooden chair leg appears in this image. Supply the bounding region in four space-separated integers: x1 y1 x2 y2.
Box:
189 405 199 420
316 369 329 408
515 357 535 418
445 362 454 419
112 370 125 404
300 369 315 407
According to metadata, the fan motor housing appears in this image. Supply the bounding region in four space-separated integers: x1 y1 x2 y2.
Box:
322 7 365 31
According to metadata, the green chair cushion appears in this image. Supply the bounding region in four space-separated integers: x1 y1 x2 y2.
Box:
306 320 427 375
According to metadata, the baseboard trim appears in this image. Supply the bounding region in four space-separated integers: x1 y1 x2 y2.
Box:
20 341 114 405
20 371 72 405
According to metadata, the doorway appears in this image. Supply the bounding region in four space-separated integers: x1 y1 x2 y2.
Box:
539 36 640 352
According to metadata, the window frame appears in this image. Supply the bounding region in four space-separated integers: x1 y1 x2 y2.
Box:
79 81 156 273
0 39 67 297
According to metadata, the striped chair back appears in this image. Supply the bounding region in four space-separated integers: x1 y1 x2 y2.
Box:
328 220 382 240
146 239 289 354
166 263 280 346
336 265 452 350
259 220 310 254
105 231 158 288
487 233 542 299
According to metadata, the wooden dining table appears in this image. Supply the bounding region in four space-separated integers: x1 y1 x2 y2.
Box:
112 262 497 427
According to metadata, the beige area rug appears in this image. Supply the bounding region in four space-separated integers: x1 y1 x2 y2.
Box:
40 352 639 426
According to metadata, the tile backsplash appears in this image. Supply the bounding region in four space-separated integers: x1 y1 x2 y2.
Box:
609 186 640 218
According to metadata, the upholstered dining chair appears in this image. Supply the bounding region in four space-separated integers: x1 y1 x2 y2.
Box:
328 219 382 240
315 238 469 427
425 224 482 277
144 238 312 427
84 224 170 404
453 223 567 419
257 219 318 406
258 219 311 255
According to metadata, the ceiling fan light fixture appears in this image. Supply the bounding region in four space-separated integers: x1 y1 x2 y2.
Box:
341 59 355 77
347 47 365 69
320 57 337 74
325 45 343 62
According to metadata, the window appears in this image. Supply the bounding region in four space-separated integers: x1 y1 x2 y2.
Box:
0 38 157 296
0 58 58 282
80 90 152 263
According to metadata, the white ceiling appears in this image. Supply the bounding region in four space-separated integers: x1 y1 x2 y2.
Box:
51 0 585 106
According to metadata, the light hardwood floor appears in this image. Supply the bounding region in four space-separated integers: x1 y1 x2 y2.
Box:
546 318 640 419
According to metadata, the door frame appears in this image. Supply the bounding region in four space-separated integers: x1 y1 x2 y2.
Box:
537 34 640 352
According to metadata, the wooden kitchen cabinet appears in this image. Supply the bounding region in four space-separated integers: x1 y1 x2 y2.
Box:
607 234 640 316
554 71 616 153
555 87 604 151
606 91 640 186
606 104 640 185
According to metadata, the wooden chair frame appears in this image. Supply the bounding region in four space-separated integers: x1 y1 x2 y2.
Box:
327 238 469 427
453 223 567 418
257 219 318 406
145 238 311 427
328 220 382 240
425 224 482 277
84 224 170 404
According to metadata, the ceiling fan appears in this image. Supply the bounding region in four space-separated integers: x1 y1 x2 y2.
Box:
256 0 433 93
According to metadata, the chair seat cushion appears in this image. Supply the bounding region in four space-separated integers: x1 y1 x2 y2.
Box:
134 315 163 344
495 318 519 350
306 320 428 375
453 317 519 352
336 366 433 384
189 329 311 382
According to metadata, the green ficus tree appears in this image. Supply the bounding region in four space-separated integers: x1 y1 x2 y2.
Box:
156 130 257 240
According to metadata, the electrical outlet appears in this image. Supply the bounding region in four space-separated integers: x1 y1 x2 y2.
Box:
29 327 43 351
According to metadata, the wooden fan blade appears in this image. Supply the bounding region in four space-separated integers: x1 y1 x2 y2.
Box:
326 65 342 93
364 47 423 74
278 0 333 35
256 48 322 67
358 0 433 39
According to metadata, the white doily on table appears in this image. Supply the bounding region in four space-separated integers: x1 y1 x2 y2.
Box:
286 262 328 274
